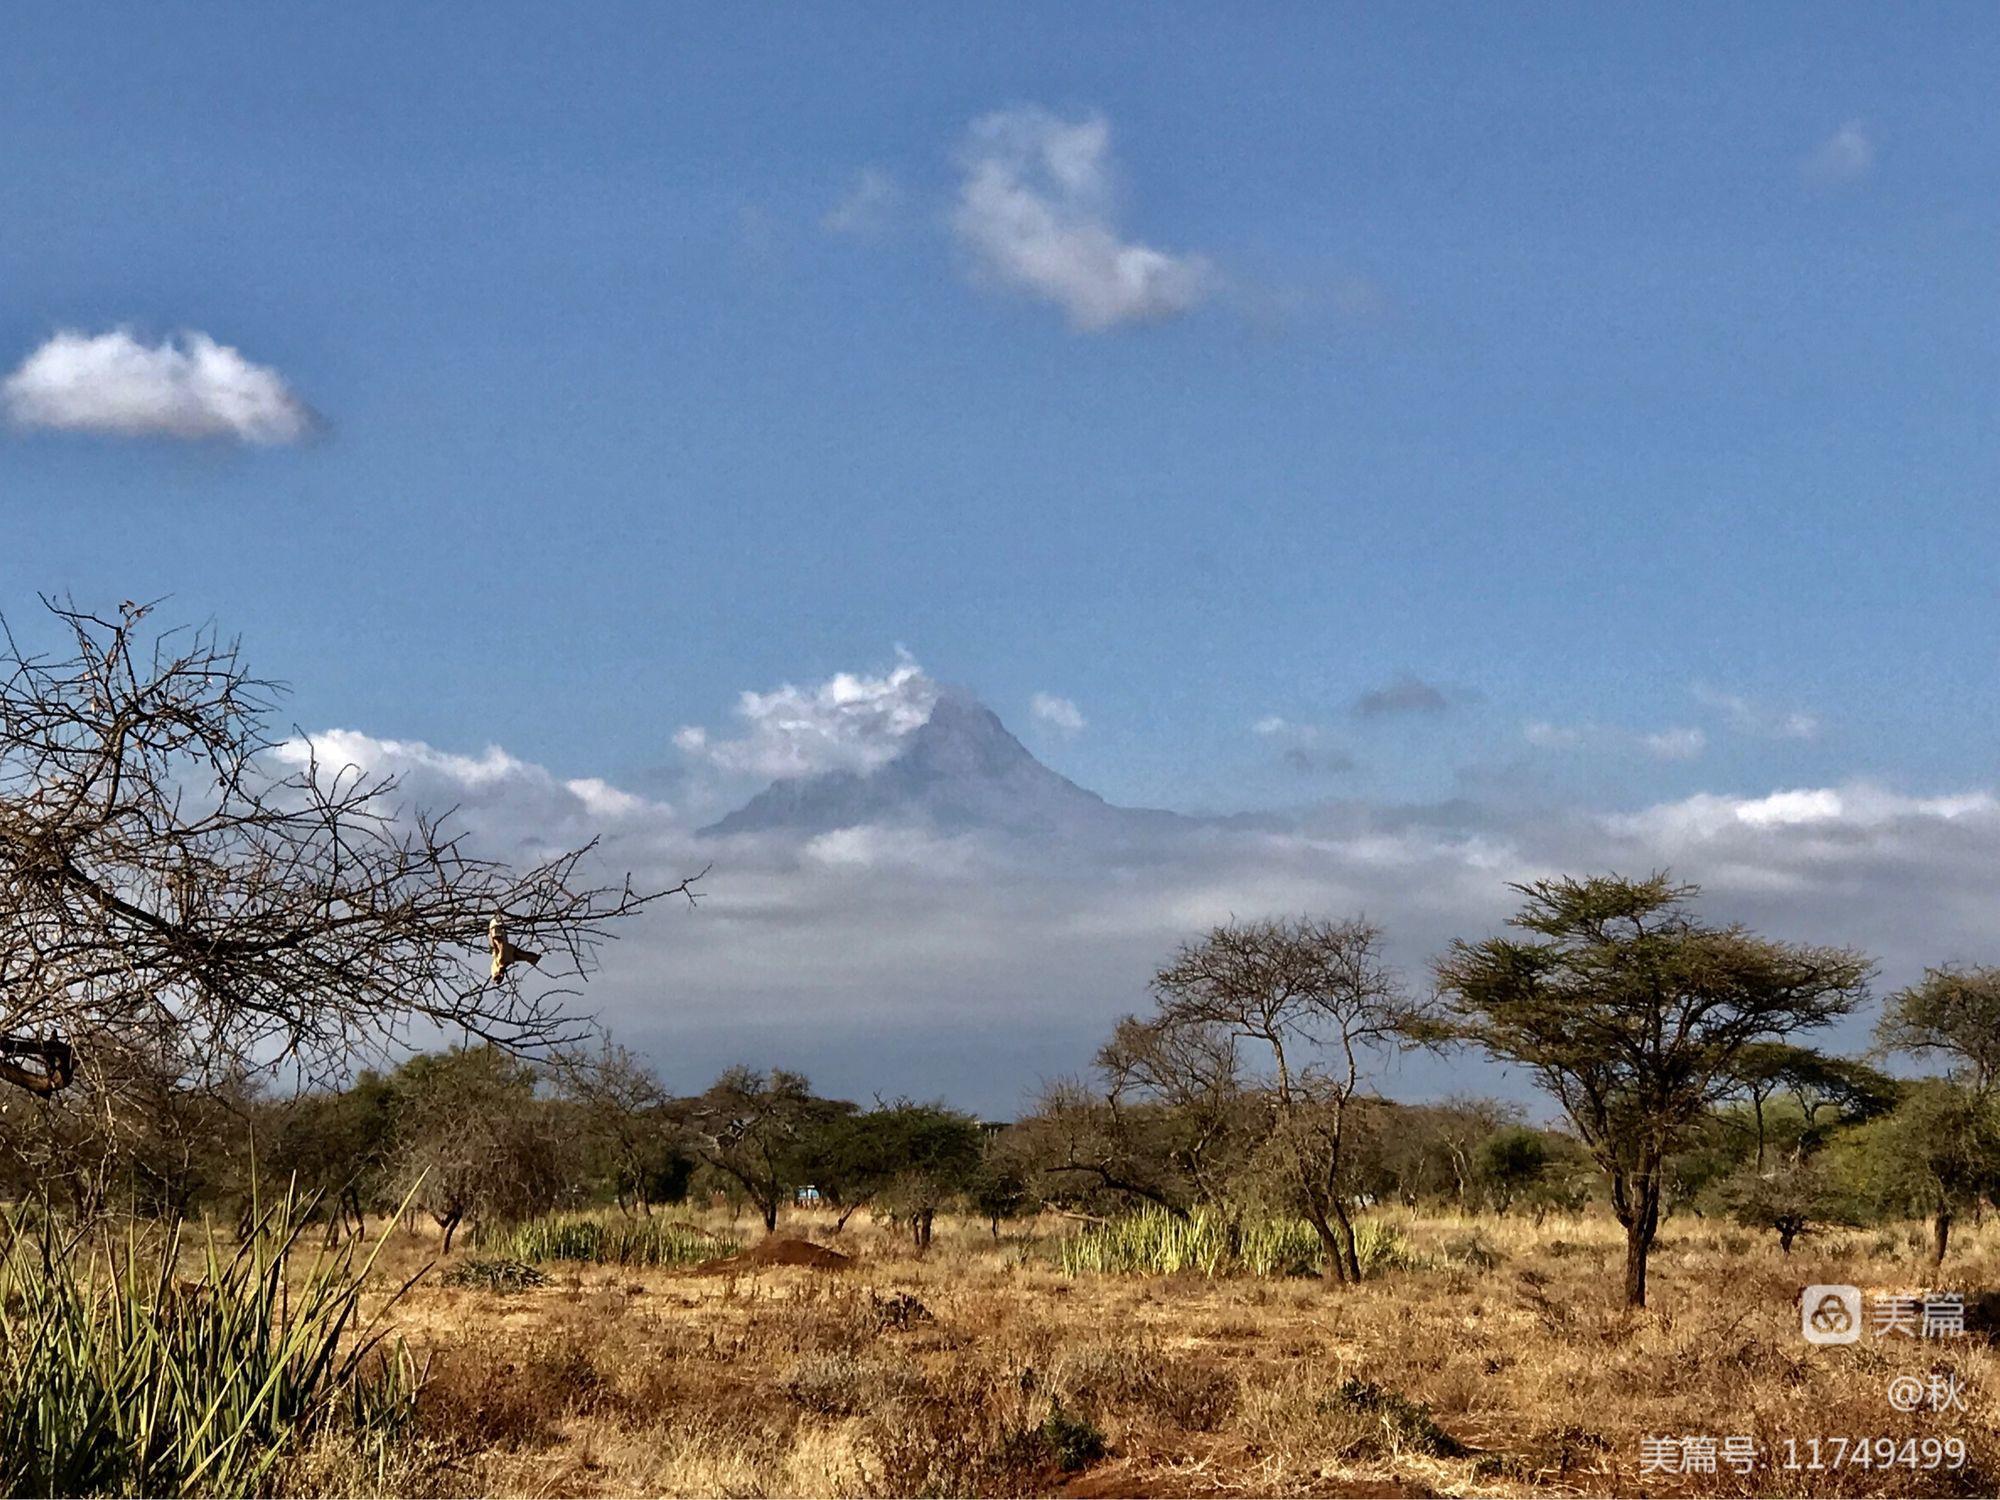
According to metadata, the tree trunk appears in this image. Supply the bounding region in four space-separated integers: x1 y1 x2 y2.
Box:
440 1211 461 1254
1306 1209 1348 1284
1612 1166 1661 1309
1778 1225 1796 1255
1933 1207 1952 1267
761 1199 778 1235
1330 1197 1363 1282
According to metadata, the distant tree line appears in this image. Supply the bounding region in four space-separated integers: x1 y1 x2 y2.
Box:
4 871 1999 1314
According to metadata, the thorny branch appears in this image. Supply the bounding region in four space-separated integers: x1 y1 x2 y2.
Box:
0 596 702 1101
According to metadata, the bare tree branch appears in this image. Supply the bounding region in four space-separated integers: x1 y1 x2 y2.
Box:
0 596 703 1099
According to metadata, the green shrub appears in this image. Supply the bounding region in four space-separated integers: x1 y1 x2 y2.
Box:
1322 1377 1465 1458
498 1213 734 1268
1351 1221 1432 1276
440 1257 549 1292
1040 1399 1106 1471
0 1189 417 1497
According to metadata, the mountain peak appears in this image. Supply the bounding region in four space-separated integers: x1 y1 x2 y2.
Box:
699 692 1173 841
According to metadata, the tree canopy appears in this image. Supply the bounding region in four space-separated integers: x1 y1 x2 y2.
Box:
1435 873 1871 1306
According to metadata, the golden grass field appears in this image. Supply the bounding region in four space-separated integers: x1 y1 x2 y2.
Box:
299 1208 2000 1499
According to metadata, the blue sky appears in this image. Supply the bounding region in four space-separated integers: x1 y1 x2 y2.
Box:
7 4 1997 814
5 7 2000 1107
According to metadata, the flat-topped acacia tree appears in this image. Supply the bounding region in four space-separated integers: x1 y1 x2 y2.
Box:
1435 874 1870 1308
0 596 699 1109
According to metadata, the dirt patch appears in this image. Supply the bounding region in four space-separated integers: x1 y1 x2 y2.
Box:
693 1236 853 1274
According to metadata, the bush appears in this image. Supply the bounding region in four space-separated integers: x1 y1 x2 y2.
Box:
1040 1399 1107 1471
1322 1377 1465 1458
0 1191 417 1497
441 1257 550 1292
499 1213 734 1267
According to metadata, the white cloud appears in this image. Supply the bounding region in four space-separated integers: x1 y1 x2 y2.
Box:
1803 120 1874 189
1640 726 1707 761
269 729 672 856
1030 692 1086 734
674 652 939 780
1251 716 1291 737
952 106 1212 331
1523 720 1585 750
1692 684 1820 740
3 328 313 444
1525 720 1708 760
264 716 2000 1113
823 167 901 236
1611 783 1999 845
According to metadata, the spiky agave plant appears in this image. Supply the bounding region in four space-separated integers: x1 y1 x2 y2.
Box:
500 1211 731 1268
1059 1208 1399 1280
0 1183 421 1497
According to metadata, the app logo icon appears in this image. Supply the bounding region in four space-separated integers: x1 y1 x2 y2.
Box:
1802 1284 1861 1344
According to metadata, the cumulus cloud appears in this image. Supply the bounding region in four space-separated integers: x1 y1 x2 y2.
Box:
1692 683 1820 740
1353 675 1452 719
952 106 1212 331
3 329 313 444
823 166 901 236
674 653 939 780
268 729 672 865
1803 120 1874 189
1609 783 1998 845
1030 692 1086 734
266 715 2000 1114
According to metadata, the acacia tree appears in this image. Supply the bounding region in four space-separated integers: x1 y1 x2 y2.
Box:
548 1041 686 1215
1149 916 1422 1284
1095 1014 1261 1219
684 1067 848 1234
1723 1043 1894 1171
1843 1081 2000 1265
1870 966 2000 1261
1878 966 2000 1095
1436 874 1870 1308
391 1045 570 1251
865 1103 984 1252
264 1069 398 1239
1009 1076 1197 1219
0 598 698 1119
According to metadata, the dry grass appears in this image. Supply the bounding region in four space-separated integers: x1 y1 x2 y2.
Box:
317 1208 2000 1497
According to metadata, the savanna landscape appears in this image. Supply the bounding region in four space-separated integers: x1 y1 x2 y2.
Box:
2 598 1998 1498
7 8 1999 1497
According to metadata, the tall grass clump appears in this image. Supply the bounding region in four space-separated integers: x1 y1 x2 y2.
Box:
1060 1208 1426 1279
0 1188 418 1498
1059 1208 1236 1277
500 1212 733 1268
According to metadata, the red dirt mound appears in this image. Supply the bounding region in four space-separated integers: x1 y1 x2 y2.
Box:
693 1236 853 1274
